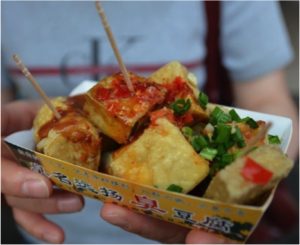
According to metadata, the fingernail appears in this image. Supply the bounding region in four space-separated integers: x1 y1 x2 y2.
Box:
103 213 129 229
43 233 61 244
22 179 49 198
58 195 83 213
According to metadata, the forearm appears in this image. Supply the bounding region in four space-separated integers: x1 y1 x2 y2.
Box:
233 70 299 161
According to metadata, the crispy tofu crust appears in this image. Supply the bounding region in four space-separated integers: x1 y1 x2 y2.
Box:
33 97 101 171
106 117 210 193
84 72 166 144
33 97 69 142
204 144 294 204
148 61 209 123
148 61 200 97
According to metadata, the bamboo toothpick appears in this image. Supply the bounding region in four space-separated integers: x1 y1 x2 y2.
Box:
13 54 62 120
239 122 272 158
95 1 134 92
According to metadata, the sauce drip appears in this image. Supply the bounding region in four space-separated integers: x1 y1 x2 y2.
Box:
37 97 101 164
163 76 193 104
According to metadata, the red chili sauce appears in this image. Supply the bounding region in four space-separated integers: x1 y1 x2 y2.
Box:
150 107 193 128
93 72 166 120
94 73 193 123
162 76 193 104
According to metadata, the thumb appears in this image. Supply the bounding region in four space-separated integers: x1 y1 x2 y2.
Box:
186 230 238 245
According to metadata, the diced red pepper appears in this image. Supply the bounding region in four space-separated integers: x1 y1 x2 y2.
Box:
241 157 273 184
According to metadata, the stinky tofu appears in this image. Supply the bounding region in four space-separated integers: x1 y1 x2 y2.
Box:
148 61 208 123
204 144 294 204
33 97 101 171
104 117 210 193
84 72 166 144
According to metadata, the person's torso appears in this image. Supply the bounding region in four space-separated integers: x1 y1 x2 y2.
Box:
2 1 207 100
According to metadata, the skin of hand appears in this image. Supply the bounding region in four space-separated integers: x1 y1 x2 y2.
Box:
101 204 234 244
1 100 85 244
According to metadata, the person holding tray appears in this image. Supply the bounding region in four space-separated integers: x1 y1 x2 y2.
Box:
1 1 299 244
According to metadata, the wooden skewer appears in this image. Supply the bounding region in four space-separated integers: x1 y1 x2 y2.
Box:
95 1 134 92
239 122 272 158
12 54 62 120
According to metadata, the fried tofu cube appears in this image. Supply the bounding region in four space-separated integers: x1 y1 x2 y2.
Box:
104 117 210 193
204 145 294 204
148 61 208 123
84 72 166 144
33 97 101 171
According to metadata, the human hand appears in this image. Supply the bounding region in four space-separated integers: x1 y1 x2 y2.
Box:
100 204 234 244
101 180 298 244
1 100 84 244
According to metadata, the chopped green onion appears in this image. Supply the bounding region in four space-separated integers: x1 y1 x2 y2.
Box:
191 135 208 151
246 118 259 129
238 117 249 123
225 140 235 150
199 147 218 161
167 184 183 193
215 124 232 143
211 106 223 121
209 163 220 177
209 117 217 126
249 146 259 152
198 92 209 109
237 139 246 148
217 143 227 155
268 134 281 144
231 126 244 142
169 99 191 115
218 113 232 124
234 150 243 159
229 109 241 121
182 126 193 138
222 153 234 164
214 155 222 163
211 127 218 141
234 146 259 160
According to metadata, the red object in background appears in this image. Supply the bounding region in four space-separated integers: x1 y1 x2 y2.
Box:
204 1 233 106
241 157 274 184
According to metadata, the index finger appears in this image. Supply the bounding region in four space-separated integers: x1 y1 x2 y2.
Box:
1 100 44 136
2 157 52 198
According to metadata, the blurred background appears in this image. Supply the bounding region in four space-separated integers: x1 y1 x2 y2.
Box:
1 1 299 244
